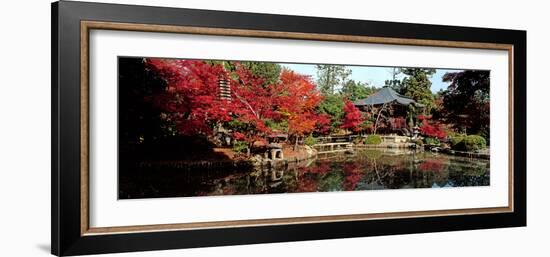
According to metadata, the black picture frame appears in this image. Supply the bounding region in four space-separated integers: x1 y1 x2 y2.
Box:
52 1 526 256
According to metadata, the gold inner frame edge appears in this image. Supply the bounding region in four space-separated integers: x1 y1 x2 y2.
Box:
80 20 515 236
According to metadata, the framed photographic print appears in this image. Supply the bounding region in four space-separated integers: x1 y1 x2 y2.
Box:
51 1 526 256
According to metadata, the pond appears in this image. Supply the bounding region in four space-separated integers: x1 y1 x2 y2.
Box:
119 149 490 199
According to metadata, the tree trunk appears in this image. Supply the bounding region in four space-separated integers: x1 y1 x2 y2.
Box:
373 103 388 134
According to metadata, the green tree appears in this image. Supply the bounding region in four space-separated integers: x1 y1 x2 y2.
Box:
384 67 402 92
441 70 490 138
207 60 281 86
317 94 345 130
341 80 375 101
240 61 281 86
316 64 352 94
400 68 436 112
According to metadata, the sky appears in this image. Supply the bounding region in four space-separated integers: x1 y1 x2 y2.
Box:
281 63 462 93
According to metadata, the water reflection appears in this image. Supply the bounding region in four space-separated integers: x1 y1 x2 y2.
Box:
119 149 489 199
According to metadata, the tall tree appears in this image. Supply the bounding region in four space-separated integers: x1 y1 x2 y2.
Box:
119 57 177 147
145 58 232 136
228 63 283 152
275 69 324 147
441 70 490 137
400 68 436 112
384 67 402 92
208 61 281 86
145 59 278 154
238 61 281 86
316 64 351 94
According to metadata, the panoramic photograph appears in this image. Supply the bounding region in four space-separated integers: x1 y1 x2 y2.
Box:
118 57 490 199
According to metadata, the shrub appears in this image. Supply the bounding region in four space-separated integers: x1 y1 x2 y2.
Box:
364 135 382 145
304 135 317 146
450 135 486 151
450 135 464 149
418 115 447 139
423 137 440 146
463 135 486 151
232 140 248 153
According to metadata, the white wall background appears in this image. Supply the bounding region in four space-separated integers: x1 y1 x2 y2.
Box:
0 0 546 256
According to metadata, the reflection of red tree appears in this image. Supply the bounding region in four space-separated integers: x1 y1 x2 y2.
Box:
378 157 406 172
293 162 333 193
343 163 363 191
418 159 446 173
300 162 331 176
294 176 318 192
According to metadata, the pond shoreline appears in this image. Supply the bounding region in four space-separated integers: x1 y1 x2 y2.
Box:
132 144 488 173
133 146 319 172
439 148 490 160
357 144 489 159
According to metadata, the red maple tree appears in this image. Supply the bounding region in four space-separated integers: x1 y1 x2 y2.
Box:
227 63 279 148
314 113 332 135
145 59 328 151
145 59 231 135
418 115 447 139
274 69 324 144
340 100 363 133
